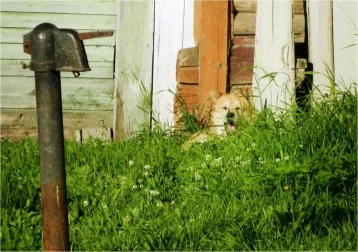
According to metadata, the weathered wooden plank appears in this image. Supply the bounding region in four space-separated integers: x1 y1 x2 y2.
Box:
230 35 255 85
0 28 116 46
233 0 304 14
234 12 305 37
0 44 114 62
1 76 114 110
253 0 295 111
174 83 199 127
176 66 199 84
182 0 196 48
1 0 117 15
1 108 113 140
307 0 333 98
115 0 154 139
153 0 192 129
175 83 199 108
1 60 114 79
177 46 199 67
198 0 229 113
193 0 201 45
333 0 357 92
1 12 116 30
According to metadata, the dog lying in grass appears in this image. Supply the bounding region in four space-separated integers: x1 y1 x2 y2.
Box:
183 87 254 150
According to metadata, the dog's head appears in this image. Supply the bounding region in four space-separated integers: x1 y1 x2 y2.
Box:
210 87 253 133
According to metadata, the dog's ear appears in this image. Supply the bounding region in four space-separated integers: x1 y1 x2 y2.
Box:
210 90 223 102
239 87 252 100
240 87 250 97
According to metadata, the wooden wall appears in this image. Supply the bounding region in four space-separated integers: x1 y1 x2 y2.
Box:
174 0 306 124
1 0 117 140
174 0 229 127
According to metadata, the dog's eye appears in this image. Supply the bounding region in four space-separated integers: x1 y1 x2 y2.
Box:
235 107 240 110
223 106 228 110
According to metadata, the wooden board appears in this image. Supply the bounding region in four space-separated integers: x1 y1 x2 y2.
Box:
253 0 295 111
1 76 114 110
152 0 195 129
174 83 199 127
176 66 199 84
234 12 305 42
1 12 116 30
1 0 117 15
198 0 229 114
333 0 357 92
1 108 113 140
1 60 113 79
114 0 154 139
307 0 333 98
0 28 116 46
177 46 199 67
0 44 114 62
234 0 304 14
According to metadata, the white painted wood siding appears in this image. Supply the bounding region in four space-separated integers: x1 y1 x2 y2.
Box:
307 0 334 98
152 0 195 129
114 0 155 139
253 0 295 111
1 0 117 139
333 0 357 91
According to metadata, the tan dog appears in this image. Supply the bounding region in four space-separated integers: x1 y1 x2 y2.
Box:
183 88 253 150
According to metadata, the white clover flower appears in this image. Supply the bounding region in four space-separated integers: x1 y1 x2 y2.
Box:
144 171 149 176
120 176 127 185
132 184 138 189
149 190 160 196
139 184 143 188
284 155 290 161
194 172 201 181
170 200 175 205
144 164 150 170
299 144 303 149
156 201 164 207
251 142 256 148
83 200 89 207
240 160 250 166
276 158 281 163
205 154 211 160
246 147 252 152
128 160 134 166
123 216 131 222
201 163 206 168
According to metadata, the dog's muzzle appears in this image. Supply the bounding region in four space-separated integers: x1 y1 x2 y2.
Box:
225 111 236 131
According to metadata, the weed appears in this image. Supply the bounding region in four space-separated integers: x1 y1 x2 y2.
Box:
1 89 357 251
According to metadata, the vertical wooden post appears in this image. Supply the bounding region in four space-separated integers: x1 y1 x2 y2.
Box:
197 0 229 116
253 0 295 111
114 1 154 139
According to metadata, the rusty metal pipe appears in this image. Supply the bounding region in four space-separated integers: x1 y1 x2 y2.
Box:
23 23 113 250
35 70 69 251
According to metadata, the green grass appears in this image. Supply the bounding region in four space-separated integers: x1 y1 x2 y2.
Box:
1 90 357 251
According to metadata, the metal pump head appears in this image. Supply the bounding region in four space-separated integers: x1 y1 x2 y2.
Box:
23 23 113 73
